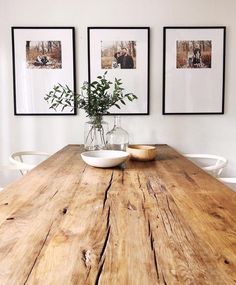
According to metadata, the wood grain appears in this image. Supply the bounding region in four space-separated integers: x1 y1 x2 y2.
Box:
0 144 235 284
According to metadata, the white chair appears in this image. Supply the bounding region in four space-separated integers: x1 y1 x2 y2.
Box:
184 154 228 177
218 177 236 184
9 151 50 175
218 177 236 191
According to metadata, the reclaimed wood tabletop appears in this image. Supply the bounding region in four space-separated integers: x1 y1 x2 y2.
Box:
0 144 235 285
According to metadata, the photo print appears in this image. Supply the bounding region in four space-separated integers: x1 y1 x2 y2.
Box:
176 40 212 69
88 27 149 114
26 41 62 69
12 27 75 115
101 41 136 69
163 27 226 114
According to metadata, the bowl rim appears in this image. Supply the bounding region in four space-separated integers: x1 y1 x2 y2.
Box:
127 144 157 151
81 150 129 159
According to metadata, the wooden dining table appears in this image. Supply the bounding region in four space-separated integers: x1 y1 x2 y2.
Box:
0 144 235 285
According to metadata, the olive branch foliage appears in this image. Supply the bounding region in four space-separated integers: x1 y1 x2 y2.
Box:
44 72 137 118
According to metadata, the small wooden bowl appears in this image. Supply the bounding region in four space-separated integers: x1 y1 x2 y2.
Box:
127 145 157 161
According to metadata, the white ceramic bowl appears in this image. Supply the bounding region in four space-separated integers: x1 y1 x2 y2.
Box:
81 150 129 168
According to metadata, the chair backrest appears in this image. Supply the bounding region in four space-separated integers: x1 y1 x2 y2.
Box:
218 177 236 192
218 177 236 184
9 151 50 175
184 154 228 177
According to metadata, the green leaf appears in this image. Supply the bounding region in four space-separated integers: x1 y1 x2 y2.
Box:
62 105 67 111
44 71 136 116
66 100 72 106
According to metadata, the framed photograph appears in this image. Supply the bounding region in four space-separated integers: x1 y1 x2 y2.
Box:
12 27 76 115
163 27 226 114
88 27 150 115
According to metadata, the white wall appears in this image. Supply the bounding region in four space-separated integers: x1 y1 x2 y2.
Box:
1 0 236 176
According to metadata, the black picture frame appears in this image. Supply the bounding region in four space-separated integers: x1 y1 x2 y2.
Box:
88 27 150 115
12 27 76 115
163 26 226 115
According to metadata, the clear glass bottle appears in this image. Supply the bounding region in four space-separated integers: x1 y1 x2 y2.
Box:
106 116 129 151
84 116 108 150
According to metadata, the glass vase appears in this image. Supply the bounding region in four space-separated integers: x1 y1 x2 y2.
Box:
106 116 129 151
84 116 108 150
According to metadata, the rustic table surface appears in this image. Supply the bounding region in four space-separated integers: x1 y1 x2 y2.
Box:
0 144 235 285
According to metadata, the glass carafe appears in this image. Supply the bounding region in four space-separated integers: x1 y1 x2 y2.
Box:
106 116 129 151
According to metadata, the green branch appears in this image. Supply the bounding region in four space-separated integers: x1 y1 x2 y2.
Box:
44 72 137 117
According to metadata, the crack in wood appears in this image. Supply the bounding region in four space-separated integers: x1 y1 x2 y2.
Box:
50 190 59 199
147 180 160 207
161 184 167 192
148 187 174 237
165 196 175 220
147 178 166 200
106 206 110 230
163 209 173 233
127 201 136 211
165 196 194 244
159 211 169 236
121 169 125 185
146 180 156 196
178 221 192 245
23 222 53 285
217 205 224 210
149 216 169 284
99 226 110 263
182 171 199 187
161 198 204 276
103 172 114 210
210 211 223 220
6 217 14 220
150 230 154 251
165 196 196 247
82 165 87 173
156 179 167 193
148 219 160 282
137 173 142 188
142 202 147 220
137 173 146 202
153 247 160 282
94 257 105 285
138 176 147 220
148 219 151 236
84 266 92 283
